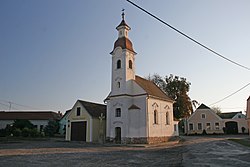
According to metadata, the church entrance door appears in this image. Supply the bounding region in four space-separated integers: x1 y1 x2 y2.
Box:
115 127 121 143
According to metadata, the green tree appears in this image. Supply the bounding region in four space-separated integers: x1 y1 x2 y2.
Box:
44 120 59 137
147 74 194 119
12 119 34 130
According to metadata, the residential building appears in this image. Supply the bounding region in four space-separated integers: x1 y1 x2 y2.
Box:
58 109 71 136
105 12 177 144
65 100 106 142
0 111 61 132
186 104 248 135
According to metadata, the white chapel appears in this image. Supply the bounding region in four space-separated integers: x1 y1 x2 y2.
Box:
105 12 178 144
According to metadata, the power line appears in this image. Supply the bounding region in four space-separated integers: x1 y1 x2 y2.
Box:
126 0 250 71
0 99 39 110
209 82 250 106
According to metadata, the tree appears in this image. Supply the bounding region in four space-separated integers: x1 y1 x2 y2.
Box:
211 106 222 114
147 74 194 119
44 120 59 137
12 119 34 130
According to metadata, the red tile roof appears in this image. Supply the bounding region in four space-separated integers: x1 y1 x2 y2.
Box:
135 75 174 102
0 111 61 120
111 37 135 54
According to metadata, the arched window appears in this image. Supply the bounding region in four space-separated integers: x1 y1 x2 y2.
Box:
166 112 169 125
129 60 132 69
117 60 121 69
154 110 158 124
117 82 120 88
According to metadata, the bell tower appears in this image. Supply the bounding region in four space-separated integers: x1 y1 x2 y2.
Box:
110 11 136 96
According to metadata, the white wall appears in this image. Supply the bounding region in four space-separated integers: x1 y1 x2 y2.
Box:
147 98 175 137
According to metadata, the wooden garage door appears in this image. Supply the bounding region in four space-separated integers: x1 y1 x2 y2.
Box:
71 121 87 141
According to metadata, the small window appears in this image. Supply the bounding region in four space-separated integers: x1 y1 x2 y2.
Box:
201 114 206 119
206 123 211 130
115 108 121 117
34 125 38 129
166 112 169 125
189 123 194 131
215 122 219 130
198 123 202 130
117 60 121 69
129 60 132 69
77 107 81 116
174 124 177 131
154 110 158 124
117 82 120 88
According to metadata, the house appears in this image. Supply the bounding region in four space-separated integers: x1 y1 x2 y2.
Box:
218 111 248 134
186 104 248 135
58 109 71 136
247 96 250 135
186 104 224 135
0 111 61 132
65 100 106 142
105 12 177 144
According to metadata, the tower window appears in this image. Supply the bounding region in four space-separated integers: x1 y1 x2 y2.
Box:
129 60 132 69
117 82 121 88
115 108 121 117
154 110 158 124
117 60 121 69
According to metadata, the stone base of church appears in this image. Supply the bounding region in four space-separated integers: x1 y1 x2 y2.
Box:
106 136 177 144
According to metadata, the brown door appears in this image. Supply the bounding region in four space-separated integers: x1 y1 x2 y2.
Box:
115 127 121 143
71 121 87 141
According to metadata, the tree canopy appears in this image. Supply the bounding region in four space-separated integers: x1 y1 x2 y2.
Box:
147 74 194 119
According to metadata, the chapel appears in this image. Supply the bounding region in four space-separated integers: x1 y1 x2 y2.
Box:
105 12 178 144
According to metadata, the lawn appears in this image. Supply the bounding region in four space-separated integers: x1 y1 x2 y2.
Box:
229 138 250 147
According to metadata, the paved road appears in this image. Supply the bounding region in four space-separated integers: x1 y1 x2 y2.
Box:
0 136 249 167
181 136 250 167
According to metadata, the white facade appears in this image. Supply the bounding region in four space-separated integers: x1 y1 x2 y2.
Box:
106 13 177 144
187 104 248 135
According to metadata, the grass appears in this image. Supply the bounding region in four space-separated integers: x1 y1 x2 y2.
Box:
229 138 250 147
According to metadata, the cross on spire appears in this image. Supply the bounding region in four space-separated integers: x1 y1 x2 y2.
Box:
122 9 125 20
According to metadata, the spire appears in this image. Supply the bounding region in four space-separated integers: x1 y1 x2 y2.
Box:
110 11 136 54
122 9 125 20
116 9 130 30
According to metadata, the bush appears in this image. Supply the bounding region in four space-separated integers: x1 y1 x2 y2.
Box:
13 128 22 137
44 120 59 137
0 129 7 137
202 129 207 135
30 128 39 137
22 127 30 137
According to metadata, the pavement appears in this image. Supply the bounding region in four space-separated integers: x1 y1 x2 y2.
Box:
0 135 249 166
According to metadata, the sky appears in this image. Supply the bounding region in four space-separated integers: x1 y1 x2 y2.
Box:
0 0 250 114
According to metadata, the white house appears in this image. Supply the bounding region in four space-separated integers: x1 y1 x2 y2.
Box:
65 100 106 142
105 12 177 144
186 104 248 135
0 111 61 132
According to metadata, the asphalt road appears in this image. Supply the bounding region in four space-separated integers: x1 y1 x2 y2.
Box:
0 136 249 167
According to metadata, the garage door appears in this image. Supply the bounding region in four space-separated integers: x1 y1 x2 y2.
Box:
71 121 87 141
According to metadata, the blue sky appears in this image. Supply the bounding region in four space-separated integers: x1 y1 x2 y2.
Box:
1 0 250 113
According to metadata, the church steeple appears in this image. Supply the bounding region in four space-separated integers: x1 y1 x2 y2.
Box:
111 10 135 54
110 11 136 95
